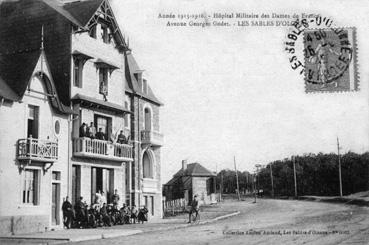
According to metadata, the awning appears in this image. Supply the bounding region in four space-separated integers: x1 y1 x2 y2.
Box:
95 58 119 70
72 50 93 60
72 94 131 114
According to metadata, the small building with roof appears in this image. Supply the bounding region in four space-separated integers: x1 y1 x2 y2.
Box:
163 160 217 205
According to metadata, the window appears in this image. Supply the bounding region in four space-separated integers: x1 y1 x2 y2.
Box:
22 169 39 205
54 120 60 135
144 195 148 207
143 151 153 178
89 25 96 38
99 68 108 96
73 58 84 88
101 24 110 44
52 171 61 181
143 79 148 94
27 105 39 138
94 114 112 140
144 108 151 131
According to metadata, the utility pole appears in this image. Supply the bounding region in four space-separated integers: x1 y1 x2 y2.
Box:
270 163 274 198
293 156 297 198
234 156 241 201
220 171 223 202
337 137 343 197
254 164 261 202
246 173 249 194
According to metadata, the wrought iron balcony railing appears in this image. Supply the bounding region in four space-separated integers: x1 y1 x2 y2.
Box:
17 138 58 162
73 137 133 161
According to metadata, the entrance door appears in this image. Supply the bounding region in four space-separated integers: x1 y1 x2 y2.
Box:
51 183 60 225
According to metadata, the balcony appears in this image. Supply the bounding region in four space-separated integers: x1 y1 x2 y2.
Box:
17 138 58 162
141 130 164 146
73 137 133 161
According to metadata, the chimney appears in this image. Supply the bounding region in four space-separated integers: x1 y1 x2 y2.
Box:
182 160 187 171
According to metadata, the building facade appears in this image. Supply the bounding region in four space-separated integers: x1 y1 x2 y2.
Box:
0 0 163 235
163 161 217 205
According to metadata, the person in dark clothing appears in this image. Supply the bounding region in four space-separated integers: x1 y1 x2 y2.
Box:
95 128 106 140
62 196 73 229
130 205 138 224
74 196 87 227
117 130 127 144
112 189 120 207
100 203 111 226
188 195 199 223
137 206 148 224
79 123 87 137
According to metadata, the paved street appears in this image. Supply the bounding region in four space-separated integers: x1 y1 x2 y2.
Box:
69 199 369 245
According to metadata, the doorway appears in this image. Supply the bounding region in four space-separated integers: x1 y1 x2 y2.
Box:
51 183 60 225
91 167 114 204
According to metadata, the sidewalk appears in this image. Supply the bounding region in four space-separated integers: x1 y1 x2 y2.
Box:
0 205 239 244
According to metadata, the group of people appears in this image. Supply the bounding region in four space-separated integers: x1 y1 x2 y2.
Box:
62 191 149 229
79 122 129 144
79 122 106 140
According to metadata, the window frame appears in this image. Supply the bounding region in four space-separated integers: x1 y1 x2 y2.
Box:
27 105 39 139
99 67 109 95
73 57 84 88
101 24 110 44
142 151 153 179
94 114 112 140
21 169 40 206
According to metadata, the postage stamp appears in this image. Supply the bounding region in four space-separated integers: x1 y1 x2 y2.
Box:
285 15 359 93
304 27 358 93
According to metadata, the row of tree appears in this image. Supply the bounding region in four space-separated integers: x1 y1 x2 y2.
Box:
216 152 369 197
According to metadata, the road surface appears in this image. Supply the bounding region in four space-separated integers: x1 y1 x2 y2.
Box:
68 198 369 245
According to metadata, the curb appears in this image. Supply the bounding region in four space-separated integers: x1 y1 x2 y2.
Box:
145 211 241 232
0 211 240 243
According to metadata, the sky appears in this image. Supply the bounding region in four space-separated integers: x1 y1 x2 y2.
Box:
111 0 369 182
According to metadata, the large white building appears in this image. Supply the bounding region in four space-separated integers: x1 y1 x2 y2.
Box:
0 0 163 235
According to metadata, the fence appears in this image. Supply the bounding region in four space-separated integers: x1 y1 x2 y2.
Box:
163 198 187 217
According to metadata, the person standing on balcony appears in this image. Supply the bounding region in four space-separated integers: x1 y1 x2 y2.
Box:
96 128 106 140
117 130 127 144
79 123 87 137
87 122 96 139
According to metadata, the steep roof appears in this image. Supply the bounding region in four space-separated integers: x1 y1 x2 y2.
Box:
173 163 216 177
0 0 74 107
124 52 163 106
164 176 181 186
0 50 41 100
63 0 103 27
0 0 128 109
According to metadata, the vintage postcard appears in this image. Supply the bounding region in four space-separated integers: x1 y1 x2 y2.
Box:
0 0 368 244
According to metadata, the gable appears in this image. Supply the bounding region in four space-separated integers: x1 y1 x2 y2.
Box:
64 0 127 51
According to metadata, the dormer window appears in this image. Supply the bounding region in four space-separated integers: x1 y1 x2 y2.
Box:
95 59 119 100
72 51 93 88
101 24 110 44
143 79 148 94
99 67 108 97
